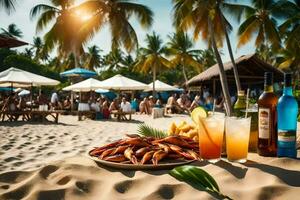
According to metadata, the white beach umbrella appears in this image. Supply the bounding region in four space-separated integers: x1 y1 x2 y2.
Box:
145 80 179 91
18 89 30 96
62 78 103 92
98 74 148 90
0 67 60 87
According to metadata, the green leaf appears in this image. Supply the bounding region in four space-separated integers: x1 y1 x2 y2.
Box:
137 123 167 139
169 166 232 200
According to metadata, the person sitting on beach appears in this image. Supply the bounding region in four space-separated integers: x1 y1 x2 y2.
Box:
177 94 189 113
148 96 156 113
89 96 100 112
102 97 110 119
189 95 204 111
63 96 71 111
139 97 150 114
37 91 49 111
121 97 131 113
96 98 103 112
109 98 120 112
155 99 163 108
17 96 27 111
50 91 62 110
130 98 139 112
204 95 214 111
165 93 183 114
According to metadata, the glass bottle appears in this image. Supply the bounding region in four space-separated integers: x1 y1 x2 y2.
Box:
234 90 246 117
257 72 278 156
277 73 298 158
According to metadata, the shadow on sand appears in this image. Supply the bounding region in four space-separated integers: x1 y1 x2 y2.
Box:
242 160 300 187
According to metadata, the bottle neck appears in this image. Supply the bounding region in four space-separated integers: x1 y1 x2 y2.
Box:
264 85 273 93
283 86 293 96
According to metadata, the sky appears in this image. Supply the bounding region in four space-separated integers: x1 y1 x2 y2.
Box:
0 0 255 62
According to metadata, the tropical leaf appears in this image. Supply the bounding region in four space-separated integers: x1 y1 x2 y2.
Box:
170 166 232 200
137 124 167 139
0 0 16 14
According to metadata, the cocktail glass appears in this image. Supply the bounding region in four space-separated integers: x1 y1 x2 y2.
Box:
198 114 225 163
225 117 251 163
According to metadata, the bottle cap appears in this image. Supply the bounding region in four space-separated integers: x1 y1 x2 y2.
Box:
284 73 292 87
264 72 273 86
238 90 245 96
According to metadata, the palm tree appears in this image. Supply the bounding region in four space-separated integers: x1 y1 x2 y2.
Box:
134 32 172 96
237 0 292 52
173 0 242 115
84 45 102 70
278 0 300 70
195 48 217 70
31 36 45 62
74 0 153 53
22 48 33 59
1 23 23 38
103 48 125 70
0 0 17 14
30 0 84 66
167 31 203 85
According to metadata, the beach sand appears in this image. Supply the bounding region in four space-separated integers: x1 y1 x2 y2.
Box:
0 114 299 200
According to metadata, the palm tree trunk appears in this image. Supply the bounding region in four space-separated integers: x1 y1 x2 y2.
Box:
182 64 189 90
221 15 241 92
208 18 233 116
153 65 156 98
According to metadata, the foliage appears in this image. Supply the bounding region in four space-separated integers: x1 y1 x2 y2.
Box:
30 0 85 59
134 32 173 94
0 48 61 82
83 45 103 70
170 165 232 200
1 23 23 38
167 31 203 83
0 0 17 14
75 0 153 53
137 123 167 139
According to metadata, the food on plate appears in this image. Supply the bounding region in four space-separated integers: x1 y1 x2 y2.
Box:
89 134 199 165
168 121 199 142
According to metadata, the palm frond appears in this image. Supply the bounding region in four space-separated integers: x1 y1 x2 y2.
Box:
137 124 167 139
0 0 16 14
119 2 153 28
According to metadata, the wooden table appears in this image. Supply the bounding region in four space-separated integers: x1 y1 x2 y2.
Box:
0 110 61 123
110 110 133 121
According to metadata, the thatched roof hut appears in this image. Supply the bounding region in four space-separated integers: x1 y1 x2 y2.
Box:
187 54 284 88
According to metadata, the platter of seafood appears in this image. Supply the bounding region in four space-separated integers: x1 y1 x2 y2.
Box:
88 134 200 170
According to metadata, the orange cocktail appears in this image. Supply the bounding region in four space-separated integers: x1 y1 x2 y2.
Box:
198 114 225 163
225 117 251 163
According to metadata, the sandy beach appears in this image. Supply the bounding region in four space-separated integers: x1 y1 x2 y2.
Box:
0 114 299 200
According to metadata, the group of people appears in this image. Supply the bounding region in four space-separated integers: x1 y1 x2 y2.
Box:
165 92 220 114
0 87 229 121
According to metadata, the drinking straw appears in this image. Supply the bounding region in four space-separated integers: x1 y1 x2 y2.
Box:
212 99 216 115
245 88 250 118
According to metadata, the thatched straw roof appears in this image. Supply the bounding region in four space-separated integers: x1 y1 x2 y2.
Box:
187 54 284 86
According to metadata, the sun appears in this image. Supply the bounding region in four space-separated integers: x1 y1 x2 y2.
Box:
74 9 92 21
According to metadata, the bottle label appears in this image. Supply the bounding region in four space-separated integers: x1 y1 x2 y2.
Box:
278 130 296 142
258 108 270 139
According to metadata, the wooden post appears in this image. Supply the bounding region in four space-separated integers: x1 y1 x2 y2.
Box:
213 79 216 98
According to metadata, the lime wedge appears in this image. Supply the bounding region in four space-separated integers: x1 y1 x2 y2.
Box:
191 107 207 123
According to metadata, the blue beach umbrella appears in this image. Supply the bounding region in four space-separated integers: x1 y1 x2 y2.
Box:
0 87 15 92
60 68 97 78
95 89 117 100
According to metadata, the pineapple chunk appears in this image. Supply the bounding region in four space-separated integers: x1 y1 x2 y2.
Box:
187 129 198 138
